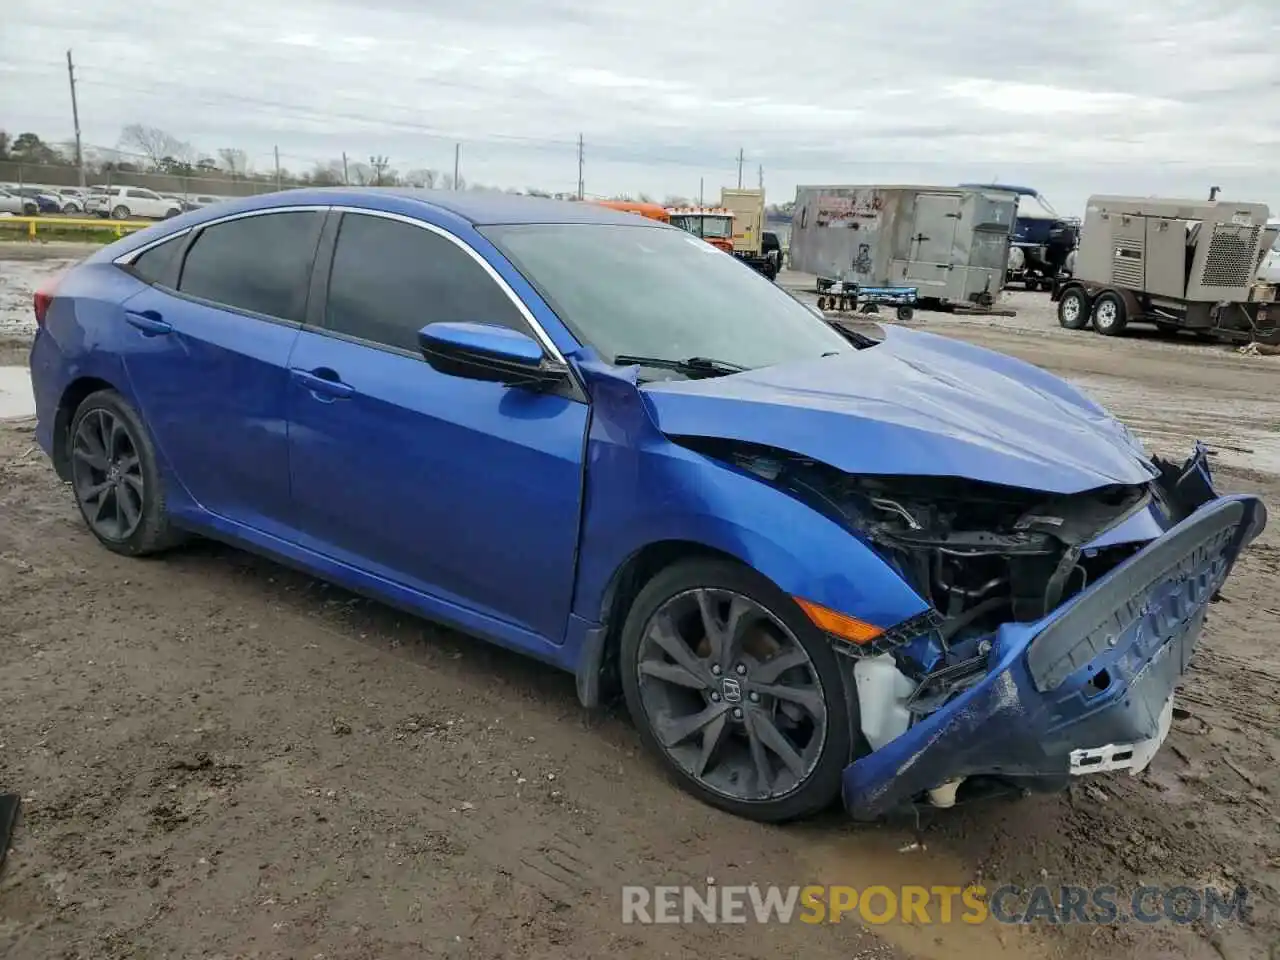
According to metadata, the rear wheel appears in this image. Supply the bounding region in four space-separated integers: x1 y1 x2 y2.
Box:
22 202 38 216
69 390 184 557
1092 292 1128 336
620 558 851 823
1057 287 1090 329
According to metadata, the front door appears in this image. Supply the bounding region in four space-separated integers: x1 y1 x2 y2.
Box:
285 211 588 643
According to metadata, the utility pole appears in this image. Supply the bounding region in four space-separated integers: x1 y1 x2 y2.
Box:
273 146 281 190
758 163 763 191
577 133 584 200
341 151 349 185
453 143 461 190
66 50 85 187
736 148 744 189
699 177 704 207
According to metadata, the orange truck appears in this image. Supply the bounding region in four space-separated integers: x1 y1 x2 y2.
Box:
664 206 736 254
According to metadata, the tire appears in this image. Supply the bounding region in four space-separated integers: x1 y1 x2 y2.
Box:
22 203 38 217
61 202 77 215
619 558 853 823
164 207 180 219
896 305 914 321
1092 291 1128 336
1057 287 1090 330
68 389 185 557
111 205 130 220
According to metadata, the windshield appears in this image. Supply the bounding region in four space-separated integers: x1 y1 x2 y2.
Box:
481 223 855 375
669 214 733 239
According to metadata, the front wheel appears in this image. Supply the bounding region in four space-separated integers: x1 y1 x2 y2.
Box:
620 558 852 823
1057 287 1090 329
22 203 38 216
69 390 185 557
111 205 130 220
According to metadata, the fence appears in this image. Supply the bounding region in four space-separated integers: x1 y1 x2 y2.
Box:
0 161 294 200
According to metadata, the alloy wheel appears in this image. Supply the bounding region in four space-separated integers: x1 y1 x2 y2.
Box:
71 408 145 542
634 588 828 802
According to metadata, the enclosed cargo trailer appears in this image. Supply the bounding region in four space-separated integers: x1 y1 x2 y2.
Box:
790 185 1017 306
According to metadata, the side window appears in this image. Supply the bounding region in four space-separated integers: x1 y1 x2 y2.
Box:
178 211 323 321
324 213 530 353
129 236 184 286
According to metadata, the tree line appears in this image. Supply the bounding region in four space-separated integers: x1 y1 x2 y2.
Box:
1 123 794 213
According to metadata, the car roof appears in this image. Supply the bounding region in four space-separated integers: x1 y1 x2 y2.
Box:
206 187 659 227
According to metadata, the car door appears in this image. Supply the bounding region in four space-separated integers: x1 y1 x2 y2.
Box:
119 208 325 539
286 209 589 643
128 188 156 217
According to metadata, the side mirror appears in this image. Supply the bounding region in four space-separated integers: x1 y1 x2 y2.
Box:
418 321 568 388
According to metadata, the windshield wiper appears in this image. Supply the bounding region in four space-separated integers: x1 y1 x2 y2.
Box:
612 354 748 378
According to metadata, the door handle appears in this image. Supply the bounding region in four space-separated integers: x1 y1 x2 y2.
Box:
124 310 172 336
290 367 354 400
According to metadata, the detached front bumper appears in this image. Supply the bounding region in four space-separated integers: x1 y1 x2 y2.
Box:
841 491 1266 820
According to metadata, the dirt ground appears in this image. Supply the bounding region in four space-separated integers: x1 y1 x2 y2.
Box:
1 247 1279 960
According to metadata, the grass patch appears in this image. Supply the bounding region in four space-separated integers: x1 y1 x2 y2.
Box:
0 223 134 244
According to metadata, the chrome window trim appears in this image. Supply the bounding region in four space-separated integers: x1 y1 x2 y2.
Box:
327 205 567 364
114 203 568 364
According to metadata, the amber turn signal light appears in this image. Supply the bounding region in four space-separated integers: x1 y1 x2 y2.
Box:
793 598 883 645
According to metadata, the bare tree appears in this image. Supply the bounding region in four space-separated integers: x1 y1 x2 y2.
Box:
310 162 345 187
347 161 373 186
119 124 191 170
404 168 438 188
218 148 249 179
439 172 465 190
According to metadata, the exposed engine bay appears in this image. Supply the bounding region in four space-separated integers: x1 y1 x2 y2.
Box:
684 436 1219 774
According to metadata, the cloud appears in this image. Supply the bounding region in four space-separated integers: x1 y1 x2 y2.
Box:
2 0 1277 213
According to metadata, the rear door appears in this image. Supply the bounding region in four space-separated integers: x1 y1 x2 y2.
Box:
285 210 588 642
905 192 962 285
118 208 325 538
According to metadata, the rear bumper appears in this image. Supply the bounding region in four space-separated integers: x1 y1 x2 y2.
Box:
841 492 1266 819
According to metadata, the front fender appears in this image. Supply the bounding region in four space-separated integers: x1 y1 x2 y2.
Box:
570 361 928 633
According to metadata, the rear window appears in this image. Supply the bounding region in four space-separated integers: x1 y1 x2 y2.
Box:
129 236 185 286
177 211 323 321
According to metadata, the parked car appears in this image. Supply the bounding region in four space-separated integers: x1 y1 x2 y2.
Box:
27 189 1267 823
161 194 201 213
0 188 39 216
89 186 182 220
9 186 62 214
55 190 86 214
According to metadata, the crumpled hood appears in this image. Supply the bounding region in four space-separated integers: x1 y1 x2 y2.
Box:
640 324 1157 494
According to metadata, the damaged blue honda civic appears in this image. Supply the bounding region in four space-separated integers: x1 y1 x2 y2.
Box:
28 189 1266 823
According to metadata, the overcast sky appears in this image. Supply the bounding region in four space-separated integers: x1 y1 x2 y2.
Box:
3 0 1278 214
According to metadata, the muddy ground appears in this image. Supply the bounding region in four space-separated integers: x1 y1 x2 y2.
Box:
1 247 1278 960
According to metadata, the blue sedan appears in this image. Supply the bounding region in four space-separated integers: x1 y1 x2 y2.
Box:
28 188 1266 822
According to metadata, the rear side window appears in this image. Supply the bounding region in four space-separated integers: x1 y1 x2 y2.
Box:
324 212 529 353
178 211 323 321
129 236 184 286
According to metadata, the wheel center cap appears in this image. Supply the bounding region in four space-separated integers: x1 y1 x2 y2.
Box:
720 677 743 704
107 464 120 482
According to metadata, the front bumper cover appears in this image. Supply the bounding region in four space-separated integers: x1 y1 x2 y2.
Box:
841 491 1266 819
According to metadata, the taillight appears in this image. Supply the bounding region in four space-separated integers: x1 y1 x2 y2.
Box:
34 278 59 327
